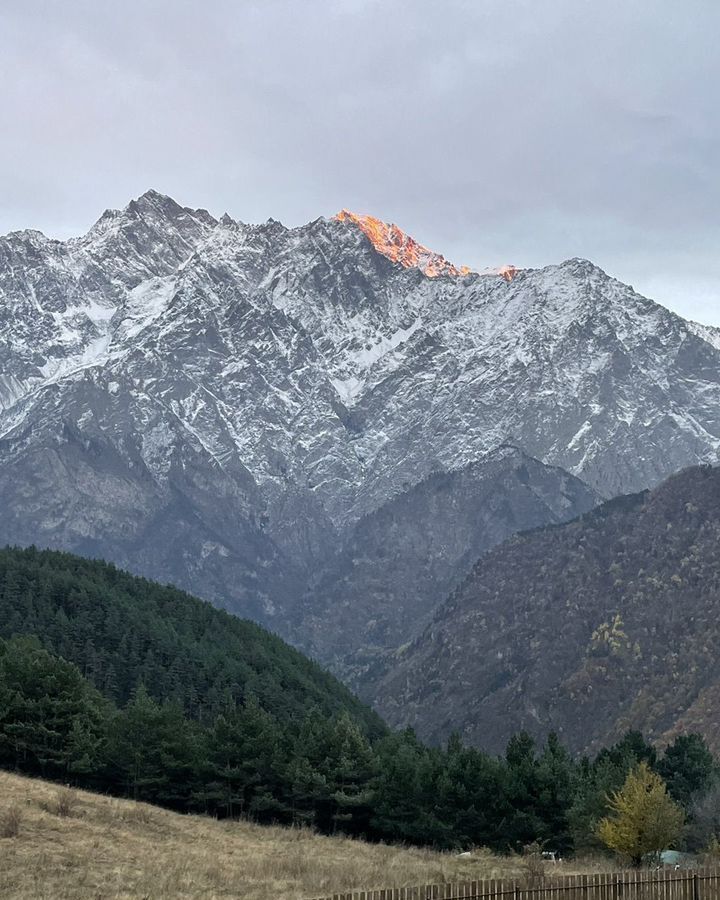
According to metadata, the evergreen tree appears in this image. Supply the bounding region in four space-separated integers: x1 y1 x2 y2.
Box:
535 733 576 854
0 636 109 778
105 685 201 807
502 732 545 850
2 546 719 856
433 733 506 850
202 698 287 820
598 730 657 770
658 733 716 811
0 545 384 737
325 713 376 836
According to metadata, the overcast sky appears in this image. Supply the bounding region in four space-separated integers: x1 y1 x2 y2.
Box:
2 0 718 324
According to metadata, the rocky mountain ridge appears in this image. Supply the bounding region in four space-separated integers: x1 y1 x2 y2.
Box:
1 190 719 665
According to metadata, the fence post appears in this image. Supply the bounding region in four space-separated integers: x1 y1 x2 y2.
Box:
692 872 700 900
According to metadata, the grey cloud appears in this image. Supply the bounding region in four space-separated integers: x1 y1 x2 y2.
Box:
1 0 718 323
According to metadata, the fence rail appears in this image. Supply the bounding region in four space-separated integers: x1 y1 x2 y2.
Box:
309 866 720 900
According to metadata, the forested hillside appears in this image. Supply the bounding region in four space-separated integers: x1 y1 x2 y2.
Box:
1 629 718 854
1 544 718 856
374 465 720 754
0 545 383 734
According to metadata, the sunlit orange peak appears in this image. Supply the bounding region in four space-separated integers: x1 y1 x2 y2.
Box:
335 209 473 278
482 264 518 283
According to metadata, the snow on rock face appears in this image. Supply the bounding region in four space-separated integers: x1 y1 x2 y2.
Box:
0 191 719 645
687 319 720 352
0 190 216 414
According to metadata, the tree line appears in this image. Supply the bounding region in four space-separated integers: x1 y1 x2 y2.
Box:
1 545 719 858
1 634 719 857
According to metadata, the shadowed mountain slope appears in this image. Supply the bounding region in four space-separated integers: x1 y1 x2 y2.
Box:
374 465 720 754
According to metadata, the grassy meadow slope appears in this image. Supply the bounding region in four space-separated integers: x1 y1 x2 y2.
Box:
0 771 518 899
0 772 615 900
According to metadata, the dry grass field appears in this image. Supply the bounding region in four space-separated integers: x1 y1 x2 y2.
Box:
0 770 611 899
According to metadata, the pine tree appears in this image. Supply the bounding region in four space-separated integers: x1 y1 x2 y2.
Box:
0 636 109 778
658 733 716 810
326 713 376 836
502 732 545 850
370 730 451 847
104 685 200 806
535 732 576 853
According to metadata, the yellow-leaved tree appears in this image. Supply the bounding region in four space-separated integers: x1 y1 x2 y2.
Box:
596 761 685 866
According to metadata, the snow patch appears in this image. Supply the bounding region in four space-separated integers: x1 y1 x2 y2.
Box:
330 375 365 403
116 276 177 340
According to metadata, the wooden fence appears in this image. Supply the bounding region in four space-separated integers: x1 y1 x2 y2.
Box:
309 866 720 900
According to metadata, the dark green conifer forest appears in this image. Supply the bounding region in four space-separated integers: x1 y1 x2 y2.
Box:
1 546 718 853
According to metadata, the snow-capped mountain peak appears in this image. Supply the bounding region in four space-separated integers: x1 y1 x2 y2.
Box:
0 191 719 640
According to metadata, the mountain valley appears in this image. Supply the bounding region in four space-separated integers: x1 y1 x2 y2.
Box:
1 190 720 736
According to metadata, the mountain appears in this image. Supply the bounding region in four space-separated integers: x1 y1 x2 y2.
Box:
0 545 384 735
296 446 600 684
373 465 720 754
1 190 719 658
334 208 474 277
